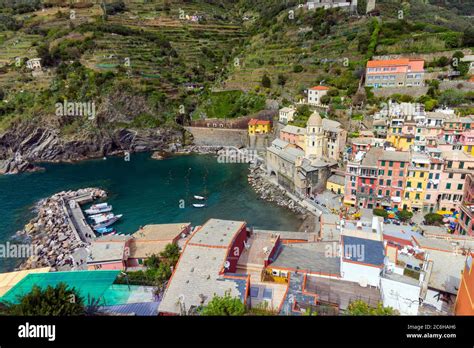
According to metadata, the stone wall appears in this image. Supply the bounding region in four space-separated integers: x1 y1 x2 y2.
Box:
439 81 474 91
372 86 429 98
185 127 249 147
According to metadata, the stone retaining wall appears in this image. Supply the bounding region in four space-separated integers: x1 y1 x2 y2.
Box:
185 127 249 147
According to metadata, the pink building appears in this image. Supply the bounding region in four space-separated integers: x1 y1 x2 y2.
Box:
365 58 424 88
423 157 444 214
375 151 410 209
456 174 474 236
280 125 305 149
87 235 132 271
439 150 474 211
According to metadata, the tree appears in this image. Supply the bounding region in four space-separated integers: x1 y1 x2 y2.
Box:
320 94 331 105
397 209 413 222
200 293 246 316
424 98 438 111
5 284 85 316
438 89 466 107
144 253 161 269
463 27 474 47
261 74 271 88
293 65 304 73
373 208 388 219
347 300 396 315
424 213 444 226
160 243 180 266
277 74 287 87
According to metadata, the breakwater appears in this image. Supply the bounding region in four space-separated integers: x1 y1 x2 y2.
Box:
15 188 106 271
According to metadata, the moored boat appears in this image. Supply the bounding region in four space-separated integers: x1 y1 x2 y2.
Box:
89 213 115 223
194 195 206 200
94 227 115 235
85 203 112 215
192 204 206 208
92 214 123 230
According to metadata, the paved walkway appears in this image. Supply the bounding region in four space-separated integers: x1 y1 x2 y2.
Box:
66 199 95 243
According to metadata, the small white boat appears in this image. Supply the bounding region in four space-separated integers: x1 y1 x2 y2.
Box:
93 214 123 230
85 203 112 215
193 204 206 208
194 195 206 200
89 213 115 223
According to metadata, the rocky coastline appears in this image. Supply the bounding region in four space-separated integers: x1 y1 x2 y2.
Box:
0 123 183 175
248 165 308 217
15 188 106 271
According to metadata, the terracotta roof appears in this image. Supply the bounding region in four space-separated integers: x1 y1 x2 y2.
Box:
367 59 410 67
367 58 424 68
309 85 330 90
249 118 270 126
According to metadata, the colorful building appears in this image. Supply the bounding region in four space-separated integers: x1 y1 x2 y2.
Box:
127 223 191 267
87 235 132 271
403 152 430 211
456 174 474 236
455 253 474 315
248 119 271 135
377 151 410 209
365 58 425 88
280 124 306 150
326 173 345 194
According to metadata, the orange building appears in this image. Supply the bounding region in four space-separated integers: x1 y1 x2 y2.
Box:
455 253 474 315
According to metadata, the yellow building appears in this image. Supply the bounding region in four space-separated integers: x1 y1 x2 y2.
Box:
326 174 345 195
463 144 474 156
402 155 430 211
248 119 271 135
386 133 414 151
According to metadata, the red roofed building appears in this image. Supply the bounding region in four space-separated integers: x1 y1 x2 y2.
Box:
365 58 425 88
248 118 271 135
307 85 330 106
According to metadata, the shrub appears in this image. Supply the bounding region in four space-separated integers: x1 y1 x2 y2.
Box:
373 208 388 218
293 65 304 73
424 213 444 226
201 292 246 316
397 209 413 222
261 74 271 88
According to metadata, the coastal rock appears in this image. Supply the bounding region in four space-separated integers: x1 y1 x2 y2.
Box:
16 187 107 271
0 121 182 174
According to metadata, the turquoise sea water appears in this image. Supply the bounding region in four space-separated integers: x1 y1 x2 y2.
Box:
0 153 300 272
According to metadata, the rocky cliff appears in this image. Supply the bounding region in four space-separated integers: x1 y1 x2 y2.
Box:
0 122 183 174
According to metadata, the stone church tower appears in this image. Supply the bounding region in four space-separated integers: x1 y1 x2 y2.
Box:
305 111 324 158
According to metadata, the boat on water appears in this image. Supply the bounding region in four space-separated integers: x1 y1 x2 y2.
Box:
94 227 115 235
85 203 112 215
193 204 206 208
93 214 123 230
194 195 206 200
89 213 115 223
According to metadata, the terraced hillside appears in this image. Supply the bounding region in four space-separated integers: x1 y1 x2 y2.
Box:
219 0 473 103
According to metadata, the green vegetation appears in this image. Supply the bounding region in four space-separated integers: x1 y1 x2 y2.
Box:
289 104 312 128
115 242 180 287
424 213 445 226
193 90 265 119
200 292 246 316
346 300 397 316
397 209 413 222
373 208 388 219
0 283 85 316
